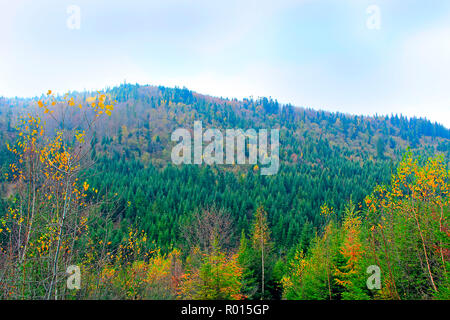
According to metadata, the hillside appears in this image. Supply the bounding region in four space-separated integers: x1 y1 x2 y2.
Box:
1 84 449 250
2 84 450 163
0 84 449 300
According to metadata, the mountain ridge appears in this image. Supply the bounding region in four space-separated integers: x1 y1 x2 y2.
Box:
1 82 449 131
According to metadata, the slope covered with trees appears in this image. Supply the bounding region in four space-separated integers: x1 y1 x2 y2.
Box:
0 85 448 299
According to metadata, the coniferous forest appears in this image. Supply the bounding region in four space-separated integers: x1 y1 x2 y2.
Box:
0 85 448 300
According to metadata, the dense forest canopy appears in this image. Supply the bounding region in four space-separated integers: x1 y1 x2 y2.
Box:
0 84 448 300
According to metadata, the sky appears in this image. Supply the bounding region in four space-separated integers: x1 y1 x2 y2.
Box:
1 0 449 127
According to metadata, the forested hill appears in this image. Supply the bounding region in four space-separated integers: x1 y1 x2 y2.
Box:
0 83 449 251
0 84 449 300
1 83 450 165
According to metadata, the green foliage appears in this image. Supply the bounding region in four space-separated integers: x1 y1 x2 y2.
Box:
0 85 449 300
282 155 449 300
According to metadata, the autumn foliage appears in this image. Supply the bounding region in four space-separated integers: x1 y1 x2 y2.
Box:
0 90 448 300
283 154 449 300
0 91 116 299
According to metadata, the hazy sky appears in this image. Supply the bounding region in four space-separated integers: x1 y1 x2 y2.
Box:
1 0 449 127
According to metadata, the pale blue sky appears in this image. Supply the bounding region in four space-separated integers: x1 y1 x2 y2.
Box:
1 0 449 127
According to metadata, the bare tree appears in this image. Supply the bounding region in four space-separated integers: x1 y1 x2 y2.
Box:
181 206 236 253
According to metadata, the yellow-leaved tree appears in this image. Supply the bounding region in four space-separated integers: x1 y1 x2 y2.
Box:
0 91 115 299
